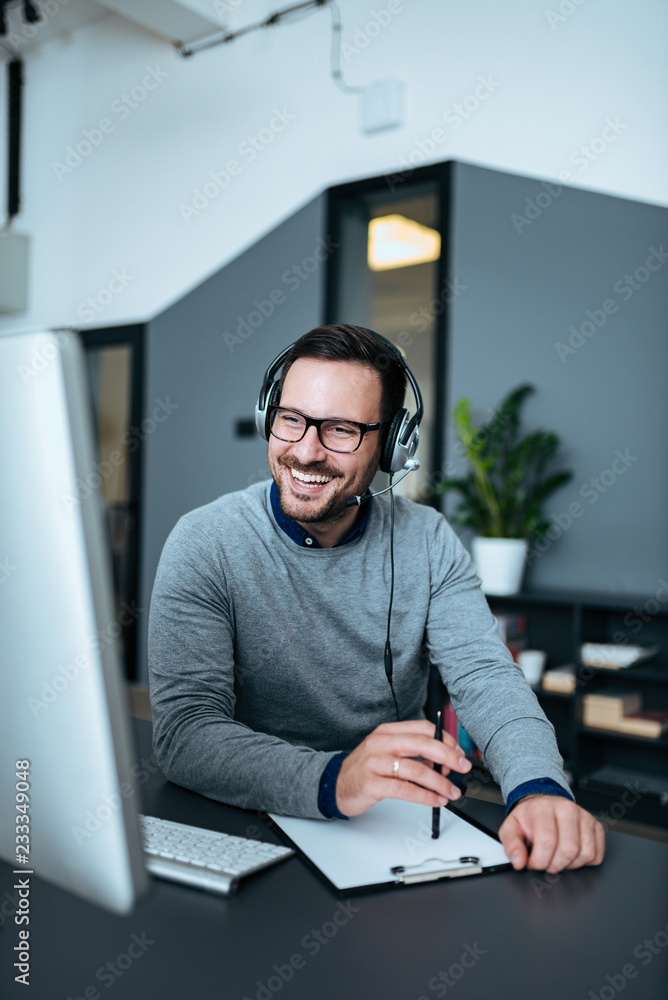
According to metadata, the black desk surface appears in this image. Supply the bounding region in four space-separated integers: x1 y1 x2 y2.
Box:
2 718 667 1000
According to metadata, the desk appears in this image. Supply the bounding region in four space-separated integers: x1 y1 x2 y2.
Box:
2 719 667 1000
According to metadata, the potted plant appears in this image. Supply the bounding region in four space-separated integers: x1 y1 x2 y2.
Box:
435 384 573 594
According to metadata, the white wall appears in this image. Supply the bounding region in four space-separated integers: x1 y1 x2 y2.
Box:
0 0 666 332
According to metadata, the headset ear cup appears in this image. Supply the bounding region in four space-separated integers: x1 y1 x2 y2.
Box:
381 409 408 474
263 382 282 441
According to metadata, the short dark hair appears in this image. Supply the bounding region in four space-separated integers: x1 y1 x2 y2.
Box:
279 324 407 424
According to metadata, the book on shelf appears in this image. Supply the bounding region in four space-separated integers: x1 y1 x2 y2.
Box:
541 664 575 694
580 642 661 670
582 688 643 724
614 711 668 738
585 710 668 739
495 613 528 664
444 702 459 744
443 701 484 763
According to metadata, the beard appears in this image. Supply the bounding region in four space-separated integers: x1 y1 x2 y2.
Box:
270 451 379 525
274 474 349 524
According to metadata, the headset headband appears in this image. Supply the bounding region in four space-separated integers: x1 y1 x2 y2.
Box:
357 327 423 448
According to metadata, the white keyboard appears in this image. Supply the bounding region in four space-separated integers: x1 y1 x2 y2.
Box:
140 815 294 896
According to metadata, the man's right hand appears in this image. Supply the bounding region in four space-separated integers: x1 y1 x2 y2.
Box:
335 720 473 818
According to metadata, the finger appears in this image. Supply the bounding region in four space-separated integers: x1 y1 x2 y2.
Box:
371 726 461 753
525 807 559 871
373 720 463 754
371 733 472 773
543 806 582 873
564 813 605 870
567 815 598 870
594 818 606 865
374 720 439 737
376 776 452 809
498 816 529 869
391 756 463 801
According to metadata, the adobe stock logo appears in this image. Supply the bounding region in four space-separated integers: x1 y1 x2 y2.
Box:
75 268 134 323
545 0 590 30
0 558 17 584
555 246 667 362
51 66 169 180
340 0 405 62
241 900 360 1000
179 108 295 223
587 919 668 1000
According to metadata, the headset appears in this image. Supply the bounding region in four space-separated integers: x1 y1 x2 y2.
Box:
254 326 423 476
255 326 424 721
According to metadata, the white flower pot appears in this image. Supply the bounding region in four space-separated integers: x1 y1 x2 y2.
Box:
471 537 528 595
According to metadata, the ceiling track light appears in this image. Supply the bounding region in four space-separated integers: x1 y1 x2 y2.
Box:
178 0 330 57
0 1 42 36
22 1 41 24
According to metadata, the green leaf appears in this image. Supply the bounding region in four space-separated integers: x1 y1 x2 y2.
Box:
443 383 573 543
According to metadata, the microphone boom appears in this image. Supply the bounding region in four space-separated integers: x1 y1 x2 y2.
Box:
346 460 421 507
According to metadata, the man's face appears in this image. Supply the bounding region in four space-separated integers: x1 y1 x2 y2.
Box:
267 358 383 525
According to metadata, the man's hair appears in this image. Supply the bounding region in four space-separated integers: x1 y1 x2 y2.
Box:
278 324 407 425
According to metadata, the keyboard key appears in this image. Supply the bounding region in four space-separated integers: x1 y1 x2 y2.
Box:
139 815 294 896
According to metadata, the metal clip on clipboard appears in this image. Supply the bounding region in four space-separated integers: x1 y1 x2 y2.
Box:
390 856 482 885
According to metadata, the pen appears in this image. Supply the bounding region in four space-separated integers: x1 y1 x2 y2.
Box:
432 709 443 839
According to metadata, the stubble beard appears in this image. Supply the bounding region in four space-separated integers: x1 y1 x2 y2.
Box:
271 451 379 525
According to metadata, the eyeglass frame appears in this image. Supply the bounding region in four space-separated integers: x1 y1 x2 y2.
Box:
268 405 388 454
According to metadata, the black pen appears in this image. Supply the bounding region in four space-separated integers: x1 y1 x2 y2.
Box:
432 709 443 840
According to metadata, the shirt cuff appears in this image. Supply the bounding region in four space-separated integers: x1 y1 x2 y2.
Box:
505 777 574 816
318 752 349 820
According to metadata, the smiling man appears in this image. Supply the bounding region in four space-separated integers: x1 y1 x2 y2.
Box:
148 324 605 874
267 356 386 547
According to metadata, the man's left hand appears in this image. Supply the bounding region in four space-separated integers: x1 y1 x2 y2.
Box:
498 794 605 874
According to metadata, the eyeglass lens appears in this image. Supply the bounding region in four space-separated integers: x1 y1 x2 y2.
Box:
270 408 361 452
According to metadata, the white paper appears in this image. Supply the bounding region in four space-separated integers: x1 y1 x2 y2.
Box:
269 800 510 890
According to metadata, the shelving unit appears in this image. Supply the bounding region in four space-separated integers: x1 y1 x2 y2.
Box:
486 589 668 829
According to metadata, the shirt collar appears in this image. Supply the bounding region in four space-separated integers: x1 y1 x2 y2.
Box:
269 481 371 548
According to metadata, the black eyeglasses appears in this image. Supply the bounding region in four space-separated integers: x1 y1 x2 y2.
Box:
268 406 387 454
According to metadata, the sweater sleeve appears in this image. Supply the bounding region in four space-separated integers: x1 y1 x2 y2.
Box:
147 516 339 818
424 515 572 803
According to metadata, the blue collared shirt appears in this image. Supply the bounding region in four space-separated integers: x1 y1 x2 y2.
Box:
269 481 573 819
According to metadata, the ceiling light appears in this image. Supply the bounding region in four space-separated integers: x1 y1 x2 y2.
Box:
368 214 441 271
23 2 41 24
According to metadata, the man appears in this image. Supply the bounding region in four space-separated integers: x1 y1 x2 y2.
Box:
148 324 605 875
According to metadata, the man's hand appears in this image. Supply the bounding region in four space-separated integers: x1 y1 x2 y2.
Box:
335 720 472 817
498 794 605 874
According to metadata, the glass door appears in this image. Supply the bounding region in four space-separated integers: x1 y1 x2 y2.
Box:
326 169 450 502
80 324 144 680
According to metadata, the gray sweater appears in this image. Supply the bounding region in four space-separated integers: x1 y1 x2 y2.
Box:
148 481 570 818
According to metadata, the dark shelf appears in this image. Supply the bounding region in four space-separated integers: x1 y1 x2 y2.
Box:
488 588 668 614
578 725 668 750
485 589 668 830
578 765 668 804
576 661 668 685
536 687 573 702
488 589 575 608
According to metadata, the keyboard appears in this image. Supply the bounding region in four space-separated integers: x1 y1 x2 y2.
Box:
140 815 294 896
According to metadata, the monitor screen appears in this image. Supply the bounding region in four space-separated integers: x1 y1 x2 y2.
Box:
0 330 147 914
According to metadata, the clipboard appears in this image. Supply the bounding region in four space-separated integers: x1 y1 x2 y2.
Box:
267 799 512 895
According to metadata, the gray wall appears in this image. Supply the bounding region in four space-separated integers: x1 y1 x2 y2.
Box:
448 162 668 594
137 193 327 679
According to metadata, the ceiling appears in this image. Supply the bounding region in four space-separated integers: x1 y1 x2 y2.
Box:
0 0 230 62
0 0 108 61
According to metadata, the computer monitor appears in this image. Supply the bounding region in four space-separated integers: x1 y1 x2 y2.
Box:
0 330 148 914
